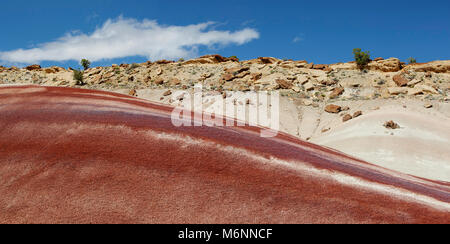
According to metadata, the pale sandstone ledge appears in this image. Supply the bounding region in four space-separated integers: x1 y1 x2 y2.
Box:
0 55 448 106
403 60 450 73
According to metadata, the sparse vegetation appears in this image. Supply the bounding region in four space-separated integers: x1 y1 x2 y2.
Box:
81 59 91 70
407 57 417 64
353 48 371 70
130 63 140 69
73 69 85 85
114 67 121 75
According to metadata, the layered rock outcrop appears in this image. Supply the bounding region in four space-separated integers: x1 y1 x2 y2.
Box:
403 61 450 73
0 56 448 104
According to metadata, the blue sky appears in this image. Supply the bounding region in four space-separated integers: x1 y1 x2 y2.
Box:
1 0 449 67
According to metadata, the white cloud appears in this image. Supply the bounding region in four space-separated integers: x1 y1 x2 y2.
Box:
0 16 260 64
293 36 303 43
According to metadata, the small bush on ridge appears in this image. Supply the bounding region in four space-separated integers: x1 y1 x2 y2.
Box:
353 48 371 70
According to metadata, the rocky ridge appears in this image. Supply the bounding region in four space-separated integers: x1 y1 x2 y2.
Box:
0 55 449 107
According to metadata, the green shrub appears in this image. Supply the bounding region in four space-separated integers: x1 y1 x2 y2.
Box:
130 63 140 69
73 69 85 85
81 59 91 70
407 57 417 64
353 48 371 70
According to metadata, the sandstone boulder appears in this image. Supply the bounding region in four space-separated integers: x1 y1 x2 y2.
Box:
306 63 314 69
236 71 251 79
393 74 409 87
280 62 296 69
342 114 353 122
239 86 251 92
258 57 279 64
91 75 102 84
129 89 137 97
329 87 344 99
169 78 181 86
384 121 400 130
325 104 341 113
323 66 333 72
304 82 315 91
154 78 164 85
250 73 262 81
403 60 450 73
276 79 293 89
200 54 230 63
221 73 235 82
25 64 41 71
321 128 331 133
156 67 163 76
183 58 214 65
225 66 250 75
388 87 408 95
313 64 328 70
368 58 402 72
184 55 237 65
329 62 356 71
407 88 424 96
290 86 300 92
86 68 101 76
297 75 309 84
415 84 439 94
44 67 58 74
424 103 433 109
155 60 174 64
302 99 312 106
407 79 421 86
294 61 309 68
353 111 363 118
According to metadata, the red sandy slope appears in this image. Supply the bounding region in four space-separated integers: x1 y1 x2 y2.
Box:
0 85 448 224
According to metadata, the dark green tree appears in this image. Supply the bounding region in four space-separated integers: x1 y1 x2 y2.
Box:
407 57 417 64
81 59 91 70
73 69 85 86
353 48 371 70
